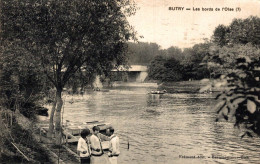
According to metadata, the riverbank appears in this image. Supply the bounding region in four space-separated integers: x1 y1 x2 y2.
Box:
0 109 79 164
158 80 211 93
112 81 158 87
160 79 232 94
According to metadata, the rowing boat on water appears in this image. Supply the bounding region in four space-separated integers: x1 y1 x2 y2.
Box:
149 89 167 94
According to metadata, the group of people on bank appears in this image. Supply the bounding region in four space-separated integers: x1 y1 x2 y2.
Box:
77 126 120 164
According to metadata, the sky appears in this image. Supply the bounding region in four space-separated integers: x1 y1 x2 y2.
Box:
127 0 260 49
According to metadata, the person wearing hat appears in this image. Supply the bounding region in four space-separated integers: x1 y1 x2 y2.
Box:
77 129 91 164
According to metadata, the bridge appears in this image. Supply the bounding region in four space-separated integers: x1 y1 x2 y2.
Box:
111 65 148 82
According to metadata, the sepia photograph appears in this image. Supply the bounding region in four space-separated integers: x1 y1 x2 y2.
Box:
0 0 259 163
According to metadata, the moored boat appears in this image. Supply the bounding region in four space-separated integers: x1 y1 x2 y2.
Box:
62 120 112 150
149 89 167 94
38 120 113 162
93 88 110 92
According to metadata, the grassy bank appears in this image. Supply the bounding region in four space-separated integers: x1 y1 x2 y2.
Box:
0 110 51 163
0 109 79 163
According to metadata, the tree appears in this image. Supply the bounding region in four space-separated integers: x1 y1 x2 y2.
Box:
228 16 260 46
205 16 260 137
205 44 260 137
147 42 211 82
1 0 137 144
181 43 211 80
162 57 183 82
212 24 229 47
212 16 260 46
147 56 183 82
164 46 183 61
127 42 161 65
147 56 167 81
0 41 49 118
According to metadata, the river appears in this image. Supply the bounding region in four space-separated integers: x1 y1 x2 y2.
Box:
45 83 260 164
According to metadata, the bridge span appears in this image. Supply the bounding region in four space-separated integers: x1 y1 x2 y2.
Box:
111 65 148 82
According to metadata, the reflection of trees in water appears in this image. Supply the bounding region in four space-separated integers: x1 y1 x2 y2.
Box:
144 94 163 117
144 108 161 116
147 94 161 107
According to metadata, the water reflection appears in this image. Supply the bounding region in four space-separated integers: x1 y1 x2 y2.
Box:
43 85 260 164
147 94 161 106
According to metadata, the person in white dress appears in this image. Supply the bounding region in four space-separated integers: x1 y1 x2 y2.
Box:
77 129 91 164
90 126 109 164
107 127 120 164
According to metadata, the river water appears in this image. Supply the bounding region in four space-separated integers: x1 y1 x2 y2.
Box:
49 84 260 164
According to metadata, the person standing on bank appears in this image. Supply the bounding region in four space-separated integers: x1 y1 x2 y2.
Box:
90 126 108 164
107 127 120 164
77 129 91 164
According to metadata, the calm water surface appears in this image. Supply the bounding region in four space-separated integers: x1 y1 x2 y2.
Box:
54 85 260 164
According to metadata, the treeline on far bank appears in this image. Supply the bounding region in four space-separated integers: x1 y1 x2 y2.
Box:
127 15 260 82
128 40 211 82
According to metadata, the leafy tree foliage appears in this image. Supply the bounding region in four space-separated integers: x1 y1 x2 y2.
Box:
205 44 260 136
147 56 183 82
127 42 161 65
160 46 183 60
65 65 97 94
163 58 183 81
0 42 49 118
205 16 260 136
185 43 211 80
147 43 211 82
212 25 229 47
147 56 167 81
1 0 137 143
174 43 211 81
212 16 260 46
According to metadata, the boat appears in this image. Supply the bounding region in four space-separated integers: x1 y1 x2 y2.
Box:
38 119 114 161
62 120 112 148
149 89 167 94
93 88 110 92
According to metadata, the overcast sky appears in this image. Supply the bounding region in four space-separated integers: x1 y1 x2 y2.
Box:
127 0 260 49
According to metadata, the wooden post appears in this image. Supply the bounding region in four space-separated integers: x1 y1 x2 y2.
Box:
10 112 13 126
39 128 42 143
4 112 6 122
66 134 68 146
8 112 10 127
5 112 8 126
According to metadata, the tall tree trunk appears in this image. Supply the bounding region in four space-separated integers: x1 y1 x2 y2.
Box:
54 88 63 145
47 97 57 138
